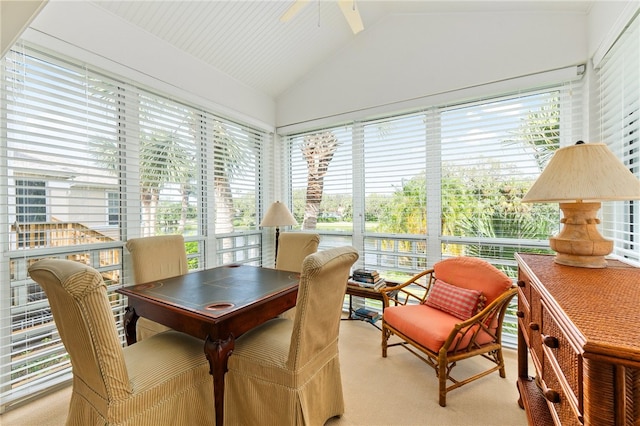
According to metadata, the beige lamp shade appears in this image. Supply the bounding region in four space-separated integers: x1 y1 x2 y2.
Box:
522 141 640 268
259 201 297 227
260 201 297 264
522 142 640 203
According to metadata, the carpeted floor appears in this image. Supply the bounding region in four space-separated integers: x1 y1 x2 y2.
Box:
1 317 527 425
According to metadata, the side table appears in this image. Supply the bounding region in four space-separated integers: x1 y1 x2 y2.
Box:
344 282 397 330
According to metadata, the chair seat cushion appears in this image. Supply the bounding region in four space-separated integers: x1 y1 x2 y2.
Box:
383 304 493 353
229 317 340 387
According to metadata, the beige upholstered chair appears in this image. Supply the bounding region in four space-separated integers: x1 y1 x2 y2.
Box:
275 232 320 320
275 232 320 272
126 235 188 341
28 259 214 426
224 246 359 426
380 256 517 407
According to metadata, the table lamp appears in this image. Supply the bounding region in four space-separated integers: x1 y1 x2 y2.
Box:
521 141 640 268
260 201 298 261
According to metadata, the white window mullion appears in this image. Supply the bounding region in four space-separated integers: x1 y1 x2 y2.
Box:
425 108 442 265
123 85 142 241
351 121 365 262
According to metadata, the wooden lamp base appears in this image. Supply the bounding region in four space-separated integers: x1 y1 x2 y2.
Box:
549 202 612 268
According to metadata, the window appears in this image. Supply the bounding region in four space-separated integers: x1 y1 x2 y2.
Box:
440 90 569 264
107 192 119 226
15 180 47 248
285 76 583 348
0 42 268 409
16 180 46 224
290 126 353 232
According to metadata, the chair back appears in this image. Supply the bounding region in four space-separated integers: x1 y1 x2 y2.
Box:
126 234 188 283
287 246 358 369
275 232 320 273
28 259 131 400
433 256 512 304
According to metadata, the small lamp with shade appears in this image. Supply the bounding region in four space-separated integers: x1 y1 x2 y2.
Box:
259 201 298 262
521 141 640 268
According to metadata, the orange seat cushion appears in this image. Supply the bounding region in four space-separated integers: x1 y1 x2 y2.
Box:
383 304 494 353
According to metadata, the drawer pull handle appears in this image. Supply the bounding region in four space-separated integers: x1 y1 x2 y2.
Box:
516 311 524 318
543 335 559 348
517 280 526 287
529 323 539 331
544 389 560 403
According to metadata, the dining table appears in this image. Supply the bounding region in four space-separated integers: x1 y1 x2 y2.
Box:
116 264 300 426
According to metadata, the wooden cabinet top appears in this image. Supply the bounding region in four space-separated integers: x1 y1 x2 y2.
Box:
516 253 640 363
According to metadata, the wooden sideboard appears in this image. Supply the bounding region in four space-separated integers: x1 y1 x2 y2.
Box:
515 253 640 425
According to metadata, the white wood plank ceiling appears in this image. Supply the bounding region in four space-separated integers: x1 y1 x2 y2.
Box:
89 1 593 99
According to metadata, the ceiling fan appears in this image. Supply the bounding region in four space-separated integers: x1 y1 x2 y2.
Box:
280 0 364 35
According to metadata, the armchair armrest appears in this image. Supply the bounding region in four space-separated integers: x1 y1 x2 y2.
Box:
381 269 436 307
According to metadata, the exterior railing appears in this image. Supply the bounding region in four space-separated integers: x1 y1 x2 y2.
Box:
11 221 118 251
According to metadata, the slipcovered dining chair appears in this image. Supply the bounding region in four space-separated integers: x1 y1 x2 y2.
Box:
28 259 214 426
275 232 320 320
126 235 188 341
224 246 359 426
380 256 517 407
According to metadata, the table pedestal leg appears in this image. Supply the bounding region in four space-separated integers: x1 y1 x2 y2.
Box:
204 334 235 426
122 307 139 345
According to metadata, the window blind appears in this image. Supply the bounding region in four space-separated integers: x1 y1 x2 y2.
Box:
284 78 583 348
288 125 354 249
595 12 640 264
439 85 584 268
0 42 267 409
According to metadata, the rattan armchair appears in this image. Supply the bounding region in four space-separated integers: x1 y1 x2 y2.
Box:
380 256 517 407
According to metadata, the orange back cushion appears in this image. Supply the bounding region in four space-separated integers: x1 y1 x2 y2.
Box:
433 257 512 305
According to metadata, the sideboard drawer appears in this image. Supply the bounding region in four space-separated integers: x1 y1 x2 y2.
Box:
542 360 582 426
541 302 582 418
528 286 543 373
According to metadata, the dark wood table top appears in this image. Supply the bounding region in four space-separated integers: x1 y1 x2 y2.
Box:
118 264 300 319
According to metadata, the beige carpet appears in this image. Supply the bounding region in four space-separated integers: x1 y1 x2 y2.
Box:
1 318 526 426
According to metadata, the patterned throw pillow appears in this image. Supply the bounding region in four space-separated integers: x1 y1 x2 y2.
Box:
424 279 484 320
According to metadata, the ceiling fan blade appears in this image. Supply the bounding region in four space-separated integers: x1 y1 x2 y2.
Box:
337 0 364 34
280 0 312 22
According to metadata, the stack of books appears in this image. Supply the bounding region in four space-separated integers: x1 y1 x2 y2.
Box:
351 307 381 324
349 269 386 290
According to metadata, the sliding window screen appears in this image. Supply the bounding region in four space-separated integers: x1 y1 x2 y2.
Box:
595 12 640 264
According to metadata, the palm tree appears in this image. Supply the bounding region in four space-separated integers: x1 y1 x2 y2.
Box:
92 129 194 237
300 132 339 229
505 95 560 171
139 132 194 236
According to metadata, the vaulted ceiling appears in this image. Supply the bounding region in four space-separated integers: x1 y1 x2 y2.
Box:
88 1 594 99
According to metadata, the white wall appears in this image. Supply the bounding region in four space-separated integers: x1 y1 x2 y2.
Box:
1 0 48 59
23 1 276 131
276 4 635 131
